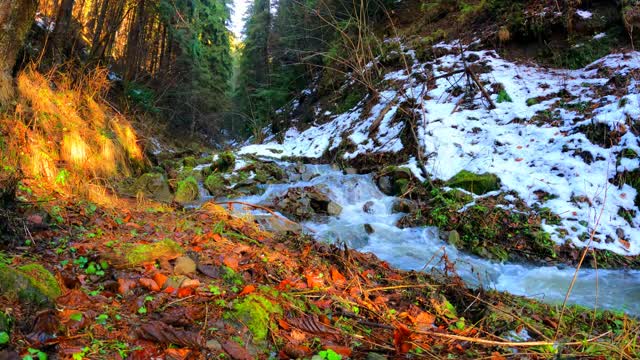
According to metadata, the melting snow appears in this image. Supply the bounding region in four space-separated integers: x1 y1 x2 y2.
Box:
241 45 640 255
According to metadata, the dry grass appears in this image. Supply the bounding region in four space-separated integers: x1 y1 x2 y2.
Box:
2 65 145 206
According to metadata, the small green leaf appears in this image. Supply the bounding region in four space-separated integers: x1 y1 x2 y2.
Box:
70 313 83 322
0 331 9 344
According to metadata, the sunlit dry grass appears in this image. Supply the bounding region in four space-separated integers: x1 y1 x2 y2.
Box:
4 65 145 206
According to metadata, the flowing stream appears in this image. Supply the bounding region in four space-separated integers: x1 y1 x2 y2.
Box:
206 163 640 315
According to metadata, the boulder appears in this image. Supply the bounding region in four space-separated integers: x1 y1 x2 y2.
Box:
130 173 173 203
377 166 413 196
274 186 342 221
377 176 394 195
211 151 236 173
174 176 199 203
392 198 417 213
446 170 500 195
204 173 227 197
0 263 61 307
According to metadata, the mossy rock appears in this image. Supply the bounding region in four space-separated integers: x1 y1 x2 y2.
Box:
0 263 60 307
446 170 500 195
111 239 184 267
130 173 173 203
174 176 199 203
212 151 236 173
182 156 198 168
204 173 227 197
0 311 10 333
231 294 282 342
252 162 286 184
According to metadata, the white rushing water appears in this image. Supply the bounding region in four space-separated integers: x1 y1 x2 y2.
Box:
228 164 640 315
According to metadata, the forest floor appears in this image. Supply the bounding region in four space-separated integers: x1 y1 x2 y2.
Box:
1 173 639 360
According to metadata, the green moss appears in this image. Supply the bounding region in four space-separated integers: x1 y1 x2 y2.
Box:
204 173 227 197
17 264 62 300
252 162 286 184
212 151 236 173
231 294 282 342
394 178 410 195
0 311 10 333
174 176 199 203
447 170 500 195
124 239 184 266
130 173 173 202
0 263 59 306
182 156 198 168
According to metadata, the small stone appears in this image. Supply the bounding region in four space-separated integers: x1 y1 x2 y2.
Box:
377 176 394 195
616 228 625 239
392 198 417 213
363 201 375 214
344 167 358 175
327 202 343 216
448 230 462 248
364 224 375 234
605 236 615 244
206 339 222 351
173 256 197 276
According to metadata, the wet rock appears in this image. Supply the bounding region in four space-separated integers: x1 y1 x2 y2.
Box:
273 186 342 220
446 170 501 195
129 173 173 203
327 202 343 216
204 174 227 197
377 176 394 195
377 166 413 195
392 198 417 213
174 256 197 276
364 224 375 234
206 339 222 351
344 167 358 175
174 176 199 203
363 201 375 214
617 228 625 239
448 230 462 248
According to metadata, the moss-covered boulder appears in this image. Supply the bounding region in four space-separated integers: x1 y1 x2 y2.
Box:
0 263 61 307
130 173 173 202
204 173 227 197
446 170 501 195
377 166 413 195
212 151 236 173
174 176 199 203
182 156 198 168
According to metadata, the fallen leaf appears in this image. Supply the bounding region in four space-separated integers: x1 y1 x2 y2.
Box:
139 278 160 292
165 348 191 360
136 321 204 348
222 340 252 360
119 278 138 294
177 287 194 298
278 319 291 330
181 279 200 288
394 323 412 353
515 157 524 162
305 272 324 289
290 329 306 343
620 239 631 249
330 267 346 287
325 345 352 358
414 312 435 330
238 284 255 297
223 255 239 271
153 273 168 289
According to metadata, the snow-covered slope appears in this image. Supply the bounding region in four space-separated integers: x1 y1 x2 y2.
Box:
241 42 640 256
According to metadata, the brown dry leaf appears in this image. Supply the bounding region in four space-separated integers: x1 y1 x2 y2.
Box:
290 329 307 343
222 340 252 360
197 263 219 278
165 348 191 360
305 271 324 289
223 255 239 271
330 267 347 287
281 344 311 359
491 352 507 360
139 278 160 292
620 239 631 249
414 312 436 331
289 315 338 335
57 289 91 308
325 345 352 358
136 321 204 349
118 278 137 294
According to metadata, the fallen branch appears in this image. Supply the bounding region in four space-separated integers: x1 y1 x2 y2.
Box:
465 65 496 110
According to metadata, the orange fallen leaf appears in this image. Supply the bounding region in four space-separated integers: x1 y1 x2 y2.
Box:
238 284 255 297
278 319 291 330
515 157 524 162
305 272 324 289
330 267 346 287
325 346 352 358
223 255 239 271
414 312 435 330
139 278 160 292
118 278 137 294
491 352 507 360
164 348 191 360
394 324 413 353
620 239 631 249
177 287 195 298
153 273 168 289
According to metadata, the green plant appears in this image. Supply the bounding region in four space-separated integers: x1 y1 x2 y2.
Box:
315 349 342 360
23 348 47 360
497 90 512 103
0 331 9 345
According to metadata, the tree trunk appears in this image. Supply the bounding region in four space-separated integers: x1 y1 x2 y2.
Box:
0 0 38 106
